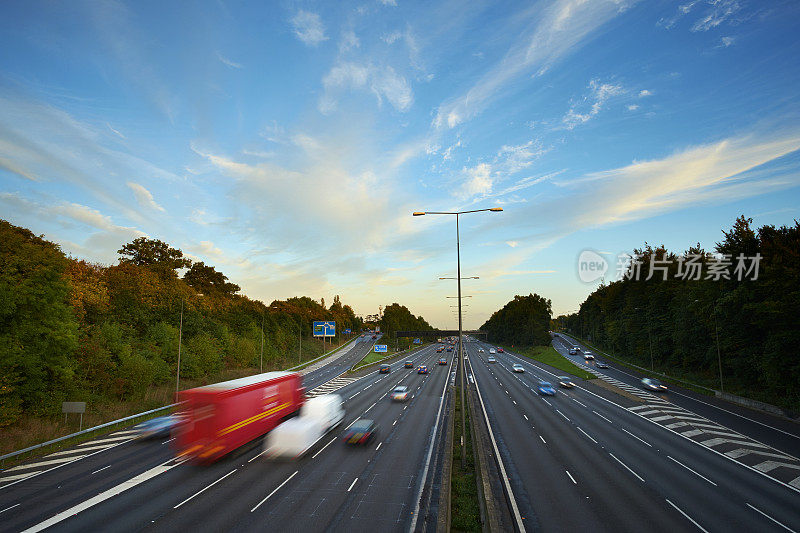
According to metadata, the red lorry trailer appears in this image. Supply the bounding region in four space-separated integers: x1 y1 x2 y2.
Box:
174 371 305 462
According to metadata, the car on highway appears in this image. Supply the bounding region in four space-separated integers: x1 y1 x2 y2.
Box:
379 364 391 374
133 414 184 439
641 377 668 392
569 347 578 355
489 348 496 354
557 376 576 388
497 347 504 353
417 365 428 374
537 381 556 396
446 346 453 352
404 361 414 368
438 357 447 365
478 348 484 353
584 352 595 360
488 356 496 363
436 346 444 353
597 362 609 369
343 419 377 445
390 386 409 401
512 363 524 373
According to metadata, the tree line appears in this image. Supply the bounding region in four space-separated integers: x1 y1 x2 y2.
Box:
559 216 800 412
0 220 373 426
480 293 552 346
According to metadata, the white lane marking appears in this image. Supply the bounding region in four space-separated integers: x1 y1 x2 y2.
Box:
572 398 588 408
22 458 182 532
666 499 710 532
46 443 115 456
174 468 237 509
365 402 377 412
109 430 139 436
0 503 20 514
91 465 113 475
512 400 517 405
577 427 598 444
251 471 298 512
523 415 528 420
539 435 547 444
248 450 267 463
609 453 644 483
542 399 552 406
0 472 44 482
347 477 358 492
376 442 382 451
593 411 613 423
404 405 408 410
621 428 652 448
566 470 577 484
556 410 570 421
162 437 176 445
7 455 87 471
393 420 397 426
81 435 134 445
746 502 797 532
666 456 717 486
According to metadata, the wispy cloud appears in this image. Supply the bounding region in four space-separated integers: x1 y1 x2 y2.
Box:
291 10 328 47
339 30 360 53
319 61 413 113
127 181 165 212
216 51 243 69
106 122 126 139
562 79 624 129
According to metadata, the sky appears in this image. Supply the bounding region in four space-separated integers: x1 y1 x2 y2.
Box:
1 0 799 330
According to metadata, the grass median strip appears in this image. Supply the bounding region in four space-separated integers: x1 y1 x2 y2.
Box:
451 386 481 532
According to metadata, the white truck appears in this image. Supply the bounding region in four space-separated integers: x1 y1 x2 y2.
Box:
263 394 344 459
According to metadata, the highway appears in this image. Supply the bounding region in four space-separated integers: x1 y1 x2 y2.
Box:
0 335 453 532
466 339 800 532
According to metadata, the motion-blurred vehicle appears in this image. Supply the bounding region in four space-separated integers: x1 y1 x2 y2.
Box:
558 376 576 388
489 348 496 354
438 357 447 365
417 365 428 374
263 395 344 460
537 381 556 396
343 419 377 445
512 363 524 373
597 362 609 369
404 360 414 368
391 386 409 401
174 371 305 463
641 378 668 392
584 352 595 360
134 414 184 439
488 356 496 363
379 364 391 374
497 347 504 353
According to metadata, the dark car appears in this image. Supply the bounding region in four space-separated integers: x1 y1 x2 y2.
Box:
404 360 414 368
438 358 447 365
379 364 390 374
497 347 504 353
446 346 453 352
133 414 184 439
436 346 444 353
343 419 377 445
417 365 428 374
597 362 609 369
372 334 377 339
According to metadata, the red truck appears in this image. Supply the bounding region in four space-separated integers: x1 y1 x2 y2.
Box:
173 371 305 462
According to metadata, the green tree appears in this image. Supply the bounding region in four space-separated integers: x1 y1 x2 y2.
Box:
117 237 191 277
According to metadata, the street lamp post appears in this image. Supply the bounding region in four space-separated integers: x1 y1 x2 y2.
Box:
260 314 265 373
694 299 724 391
413 207 503 468
176 299 184 393
634 306 655 371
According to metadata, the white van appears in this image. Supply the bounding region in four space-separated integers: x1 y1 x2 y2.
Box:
264 394 345 459
301 394 345 432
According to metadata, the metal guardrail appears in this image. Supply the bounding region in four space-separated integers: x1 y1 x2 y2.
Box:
1 336 361 465
0 403 177 465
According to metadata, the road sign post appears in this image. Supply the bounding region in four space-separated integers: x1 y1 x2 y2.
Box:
62 401 86 431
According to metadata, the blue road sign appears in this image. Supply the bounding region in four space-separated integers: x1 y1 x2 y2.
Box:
344 329 352 335
313 321 336 337
374 345 387 353
413 338 421 344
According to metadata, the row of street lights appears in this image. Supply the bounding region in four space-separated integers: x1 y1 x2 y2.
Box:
413 207 503 468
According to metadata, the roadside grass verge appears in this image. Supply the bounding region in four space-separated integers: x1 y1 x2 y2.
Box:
511 345 595 381
451 386 481 532
350 343 429 372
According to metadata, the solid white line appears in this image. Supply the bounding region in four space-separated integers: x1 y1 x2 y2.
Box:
512 400 517 405
22 458 182 532
251 471 298 512
365 402 376 412
376 442 382 451
666 456 717 486
91 464 113 475
593 411 613 423
0 472 43 482
746 502 797 532
7 455 88 471
174 469 237 508
393 420 397 426
577 427 598 444
609 453 644 483
347 477 358 492
539 435 547 444
566 470 577 484
621 427 652 447
0 503 20 514
556 409 570 421
666 499 709 532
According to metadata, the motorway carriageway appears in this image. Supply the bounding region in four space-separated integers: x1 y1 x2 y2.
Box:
466 340 800 532
0 336 452 532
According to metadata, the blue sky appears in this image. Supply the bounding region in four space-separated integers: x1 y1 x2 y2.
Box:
1 0 799 329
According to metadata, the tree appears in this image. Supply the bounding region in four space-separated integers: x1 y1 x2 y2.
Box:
117 237 191 277
183 261 240 296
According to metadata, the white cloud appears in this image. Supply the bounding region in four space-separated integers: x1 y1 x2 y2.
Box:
505 240 518 247
382 31 403 45
126 181 165 212
340 30 360 53
627 104 639 111
720 36 736 47
562 79 624 129
216 51 243 69
106 122 126 139
639 89 652 97
691 0 742 32
291 10 328 47
319 61 413 113
459 163 494 198
379 0 398 6
433 0 637 129
497 139 546 173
